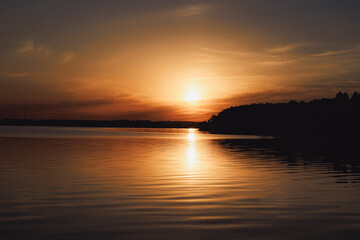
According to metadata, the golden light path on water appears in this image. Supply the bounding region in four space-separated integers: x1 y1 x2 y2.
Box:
187 129 197 167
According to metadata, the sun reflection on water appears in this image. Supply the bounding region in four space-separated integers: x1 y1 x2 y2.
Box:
186 129 197 167
187 128 196 142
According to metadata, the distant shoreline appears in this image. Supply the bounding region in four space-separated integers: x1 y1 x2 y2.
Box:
0 119 199 129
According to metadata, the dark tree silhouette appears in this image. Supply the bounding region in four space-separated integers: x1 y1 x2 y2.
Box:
199 91 360 137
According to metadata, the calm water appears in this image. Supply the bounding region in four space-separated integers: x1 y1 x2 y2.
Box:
0 126 360 240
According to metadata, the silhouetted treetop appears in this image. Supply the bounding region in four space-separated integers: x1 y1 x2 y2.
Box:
199 91 360 136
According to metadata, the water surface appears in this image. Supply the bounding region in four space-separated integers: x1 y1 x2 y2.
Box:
0 126 360 239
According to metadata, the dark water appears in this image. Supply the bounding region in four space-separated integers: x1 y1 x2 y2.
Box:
0 126 360 240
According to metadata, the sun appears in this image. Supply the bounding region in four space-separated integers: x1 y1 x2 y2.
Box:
185 89 200 102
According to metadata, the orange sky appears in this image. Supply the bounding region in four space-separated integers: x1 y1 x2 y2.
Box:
1 1 360 121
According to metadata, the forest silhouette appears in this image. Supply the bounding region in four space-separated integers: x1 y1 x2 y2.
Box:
199 91 360 137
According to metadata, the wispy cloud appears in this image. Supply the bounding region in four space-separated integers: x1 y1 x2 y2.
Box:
268 43 309 53
259 59 295 66
200 47 254 57
2 70 33 77
14 40 77 64
15 40 52 57
199 46 295 67
172 4 213 17
59 51 75 63
309 49 353 57
1 70 59 78
199 43 360 69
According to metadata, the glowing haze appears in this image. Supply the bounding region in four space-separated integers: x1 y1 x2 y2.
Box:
1 0 360 121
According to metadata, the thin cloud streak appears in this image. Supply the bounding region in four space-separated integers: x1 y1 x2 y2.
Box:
1 70 60 78
59 51 75 63
15 40 52 57
268 43 310 53
309 49 353 57
172 3 214 17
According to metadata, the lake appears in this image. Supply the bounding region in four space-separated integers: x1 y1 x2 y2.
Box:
0 126 360 239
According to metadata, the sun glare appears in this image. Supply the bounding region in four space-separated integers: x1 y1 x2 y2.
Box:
185 89 200 102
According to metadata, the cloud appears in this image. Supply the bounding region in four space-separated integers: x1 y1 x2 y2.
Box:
113 106 186 121
200 47 254 57
258 58 295 66
1 70 59 78
309 49 353 57
171 4 214 17
0 99 113 120
198 46 296 69
14 40 76 63
15 40 52 57
199 43 360 71
0 94 203 121
2 70 33 78
268 43 309 53
59 51 75 63
0 74 205 121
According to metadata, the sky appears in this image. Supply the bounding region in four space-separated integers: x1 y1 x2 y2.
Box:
1 0 360 121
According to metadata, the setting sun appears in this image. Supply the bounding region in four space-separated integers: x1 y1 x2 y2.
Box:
185 89 200 102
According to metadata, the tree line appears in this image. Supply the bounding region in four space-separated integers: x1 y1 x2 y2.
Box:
199 91 360 137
